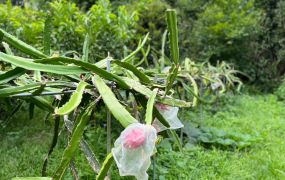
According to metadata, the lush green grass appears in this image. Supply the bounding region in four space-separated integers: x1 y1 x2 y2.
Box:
0 111 65 179
1 94 285 179
156 94 285 179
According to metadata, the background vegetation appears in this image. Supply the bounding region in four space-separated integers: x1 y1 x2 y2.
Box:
1 0 285 179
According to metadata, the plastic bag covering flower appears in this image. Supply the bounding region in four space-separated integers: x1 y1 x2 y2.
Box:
152 103 184 132
112 123 157 180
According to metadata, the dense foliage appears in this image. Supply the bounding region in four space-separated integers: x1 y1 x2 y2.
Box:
0 0 138 61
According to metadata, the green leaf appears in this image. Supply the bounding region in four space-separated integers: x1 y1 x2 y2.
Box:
0 82 72 97
94 56 112 69
122 33 149 62
29 97 54 113
43 15 52 56
145 89 158 125
0 83 46 97
0 67 26 84
0 28 47 58
113 60 151 84
96 153 114 180
169 130 183 152
164 63 179 96
163 9 180 96
166 9 179 65
92 75 137 127
181 82 215 104
12 178 51 180
53 103 95 179
159 30 167 71
42 116 60 176
0 53 87 75
0 29 3 42
55 81 88 115
64 119 101 174
134 94 170 128
29 103 35 119
122 77 191 107
36 57 129 89
186 74 199 107
2 42 14 55
32 83 46 95
33 71 41 82
82 33 90 62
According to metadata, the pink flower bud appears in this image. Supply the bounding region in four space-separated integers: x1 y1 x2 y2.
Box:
123 128 145 149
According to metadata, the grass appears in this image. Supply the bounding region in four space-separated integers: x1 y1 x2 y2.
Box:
1 94 285 179
0 111 65 179
156 94 285 179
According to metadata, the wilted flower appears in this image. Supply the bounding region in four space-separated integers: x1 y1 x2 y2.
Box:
152 103 184 132
112 103 183 179
112 123 157 180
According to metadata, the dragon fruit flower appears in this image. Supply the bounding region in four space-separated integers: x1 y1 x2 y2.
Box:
155 103 170 111
123 128 145 149
112 123 157 180
153 103 184 132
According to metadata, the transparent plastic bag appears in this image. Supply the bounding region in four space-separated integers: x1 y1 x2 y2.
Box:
112 123 157 180
152 103 184 132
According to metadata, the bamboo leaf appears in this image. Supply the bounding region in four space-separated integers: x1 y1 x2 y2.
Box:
0 28 47 58
166 9 179 65
145 89 158 125
0 53 87 75
53 103 95 179
92 75 137 127
96 153 114 180
113 60 151 84
55 81 88 115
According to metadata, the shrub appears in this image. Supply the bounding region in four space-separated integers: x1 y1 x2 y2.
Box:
0 0 138 61
275 78 285 100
